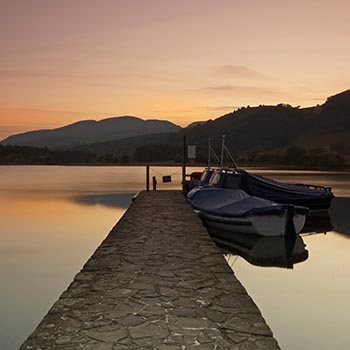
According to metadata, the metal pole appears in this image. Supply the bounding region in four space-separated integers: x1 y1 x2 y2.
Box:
182 135 187 191
208 138 211 169
220 134 225 167
146 165 150 191
152 176 157 190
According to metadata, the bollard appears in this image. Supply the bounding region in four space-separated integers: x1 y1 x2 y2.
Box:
146 165 150 191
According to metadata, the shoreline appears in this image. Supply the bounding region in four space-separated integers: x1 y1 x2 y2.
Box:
0 162 349 172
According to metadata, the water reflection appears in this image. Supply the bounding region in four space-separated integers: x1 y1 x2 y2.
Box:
0 167 145 350
212 211 337 269
329 197 350 237
1 166 350 350
219 234 308 269
301 211 333 234
214 193 350 271
72 193 134 209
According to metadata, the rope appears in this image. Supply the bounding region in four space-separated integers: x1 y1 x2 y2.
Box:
169 169 182 176
150 167 182 176
149 167 163 176
225 254 239 266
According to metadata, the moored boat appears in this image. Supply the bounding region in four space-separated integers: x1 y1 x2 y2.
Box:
187 136 334 210
207 168 334 210
188 187 308 237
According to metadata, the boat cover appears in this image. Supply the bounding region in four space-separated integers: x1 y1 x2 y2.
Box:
243 171 332 200
188 187 288 217
188 169 213 191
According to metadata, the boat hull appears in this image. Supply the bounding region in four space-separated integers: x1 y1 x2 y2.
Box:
199 209 306 237
268 196 333 211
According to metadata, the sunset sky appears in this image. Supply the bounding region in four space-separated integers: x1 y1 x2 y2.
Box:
1 0 350 140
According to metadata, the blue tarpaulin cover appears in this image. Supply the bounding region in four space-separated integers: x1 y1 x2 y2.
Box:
206 169 333 209
244 172 329 200
188 187 288 217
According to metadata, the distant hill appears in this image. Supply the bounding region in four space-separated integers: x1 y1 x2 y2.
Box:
185 121 208 128
180 90 350 155
66 90 350 159
75 132 179 156
2 90 350 158
294 90 350 150
1 116 180 148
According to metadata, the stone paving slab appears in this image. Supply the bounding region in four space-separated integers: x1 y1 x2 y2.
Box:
20 190 280 350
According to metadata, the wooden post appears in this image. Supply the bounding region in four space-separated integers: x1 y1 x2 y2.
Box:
146 165 150 191
152 176 157 190
182 135 187 191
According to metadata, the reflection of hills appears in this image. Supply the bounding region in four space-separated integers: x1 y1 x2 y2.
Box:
72 193 133 209
328 197 350 237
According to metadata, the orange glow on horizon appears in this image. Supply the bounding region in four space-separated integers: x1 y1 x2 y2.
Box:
1 0 350 140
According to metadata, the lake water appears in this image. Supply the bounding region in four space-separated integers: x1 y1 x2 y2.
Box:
0 166 349 350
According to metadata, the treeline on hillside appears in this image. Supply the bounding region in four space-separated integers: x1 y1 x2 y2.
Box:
97 144 186 163
0 145 95 164
0 144 185 165
0 144 348 169
180 91 350 155
238 146 347 169
180 104 309 152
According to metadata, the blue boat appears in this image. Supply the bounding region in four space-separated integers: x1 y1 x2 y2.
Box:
188 187 308 237
207 168 334 210
187 137 334 210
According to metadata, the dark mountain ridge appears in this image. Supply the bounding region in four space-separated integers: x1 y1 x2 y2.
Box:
2 90 350 157
1 116 180 148
180 90 350 154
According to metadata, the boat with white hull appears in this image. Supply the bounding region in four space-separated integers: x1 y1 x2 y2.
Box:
188 187 308 237
199 208 306 237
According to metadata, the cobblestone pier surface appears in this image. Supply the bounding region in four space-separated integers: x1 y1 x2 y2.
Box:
21 190 280 350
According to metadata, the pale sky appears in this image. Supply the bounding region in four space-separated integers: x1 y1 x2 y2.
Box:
1 0 350 140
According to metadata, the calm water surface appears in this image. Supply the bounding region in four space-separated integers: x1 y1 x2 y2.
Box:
0 166 349 350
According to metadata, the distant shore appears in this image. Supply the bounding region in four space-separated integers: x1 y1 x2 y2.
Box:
0 162 349 172
1 143 349 171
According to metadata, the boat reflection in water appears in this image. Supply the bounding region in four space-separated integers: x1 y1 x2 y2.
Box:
214 231 308 269
210 212 333 269
301 210 333 234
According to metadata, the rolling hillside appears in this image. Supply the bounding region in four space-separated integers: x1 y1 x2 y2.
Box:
2 91 350 158
1 116 180 148
181 90 350 154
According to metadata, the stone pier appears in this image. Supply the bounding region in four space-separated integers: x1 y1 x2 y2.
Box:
20 190 280 350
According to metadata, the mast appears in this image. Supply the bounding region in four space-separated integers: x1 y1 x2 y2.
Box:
220 134 225 167
219 134 238 169
224 142 238 169
208 138 211 169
